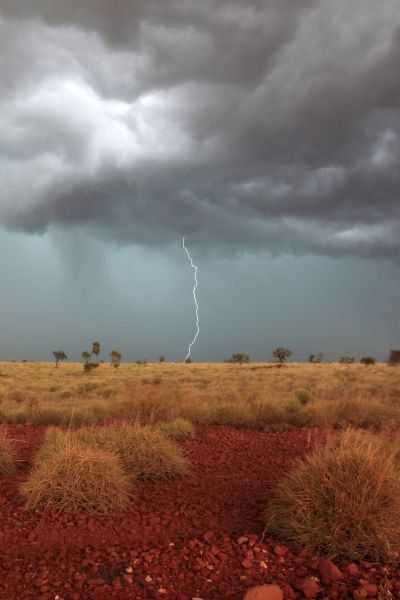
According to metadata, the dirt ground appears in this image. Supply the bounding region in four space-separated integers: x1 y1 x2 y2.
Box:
0 424 399 600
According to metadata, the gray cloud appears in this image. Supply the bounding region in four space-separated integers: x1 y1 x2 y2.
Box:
0 0 400 258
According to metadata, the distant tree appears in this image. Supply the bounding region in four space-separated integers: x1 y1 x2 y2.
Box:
53 351 67 368
272 347 292 364
184 357 193 364
110 350 122 368
388 349 400 366
228 353 250 365
339 355 355 364
315 352 324 363
82 351 91 365
159 355 166 363
92 341 101 358
308 354 315 363
360 356 376 366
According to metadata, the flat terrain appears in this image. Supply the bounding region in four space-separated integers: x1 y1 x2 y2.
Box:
0 361 399 429
1 363 400 599
1 423 399 600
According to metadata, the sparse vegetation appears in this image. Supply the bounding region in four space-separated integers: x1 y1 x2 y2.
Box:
0 362 400 432
52 351 67 368
21 432 132 513
272 347 291 364
339 355 355 364
0 429 17 477
228 353 250 365
159 355 166 363
110 350 122 368
388 349 400 366
264 429 400 560
360 356 377 366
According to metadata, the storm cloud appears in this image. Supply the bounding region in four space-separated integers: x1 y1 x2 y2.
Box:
1 0 400 258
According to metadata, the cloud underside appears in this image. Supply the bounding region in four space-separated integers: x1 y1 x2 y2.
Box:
1 0 400 257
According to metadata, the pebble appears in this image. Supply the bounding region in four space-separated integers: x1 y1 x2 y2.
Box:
243 584 284 600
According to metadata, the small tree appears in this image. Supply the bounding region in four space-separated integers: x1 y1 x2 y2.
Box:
92 341 101 358
339 355 355 364
228 353 250 365
110 350 122 368
272 347 291 364
82 351 91 365
184 357 193 364
308 354 315 363
53 351 67 368
360 356 376 366
159 355 166 363
388 349 400 366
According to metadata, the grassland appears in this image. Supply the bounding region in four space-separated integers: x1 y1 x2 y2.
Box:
0 361 399 430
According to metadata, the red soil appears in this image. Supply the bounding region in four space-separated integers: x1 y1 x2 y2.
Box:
0 424 399 600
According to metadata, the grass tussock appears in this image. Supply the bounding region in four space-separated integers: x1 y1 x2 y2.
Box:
0 429 17 477
264 429 400 561
159 418 195 440
21 434 132 513
75 422 188 481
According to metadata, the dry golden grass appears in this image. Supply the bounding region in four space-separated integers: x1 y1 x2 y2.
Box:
74 422 188 481
0 361 399 430
0 428 17 477
21 432 132 513
264 429 400 560
159 418 195 440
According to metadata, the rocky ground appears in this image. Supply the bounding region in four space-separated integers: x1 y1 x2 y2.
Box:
0 424 399 600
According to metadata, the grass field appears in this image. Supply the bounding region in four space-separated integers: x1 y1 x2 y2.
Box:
0 361 399 430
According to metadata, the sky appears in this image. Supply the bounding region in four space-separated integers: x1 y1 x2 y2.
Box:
0 0 399 362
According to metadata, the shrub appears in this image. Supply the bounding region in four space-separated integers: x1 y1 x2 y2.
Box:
21 435 132 513
339 355 355 364
272 347 292 364
76 422 188 482
227 353 250 365
264 429 400 560
360 356 377 366
159 418 195 440
388 349 400 365
0 429 17 476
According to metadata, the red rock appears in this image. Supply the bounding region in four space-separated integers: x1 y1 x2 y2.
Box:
238 537 249 545
353 590 368 600
87 579 106 586
347 564 361 577
362 584 378 597
273 545 287 557
318 559 343 582
243 584 284 600
242 559 253 569
297 578 320 599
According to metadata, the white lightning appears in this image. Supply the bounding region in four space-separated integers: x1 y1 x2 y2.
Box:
182 237 199 362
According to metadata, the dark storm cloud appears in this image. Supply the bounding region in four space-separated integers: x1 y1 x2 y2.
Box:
1 0 400 257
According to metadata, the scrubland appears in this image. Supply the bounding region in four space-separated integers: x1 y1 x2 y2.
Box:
0 361 399 430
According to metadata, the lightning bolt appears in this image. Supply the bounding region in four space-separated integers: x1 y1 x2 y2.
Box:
182 237 199 362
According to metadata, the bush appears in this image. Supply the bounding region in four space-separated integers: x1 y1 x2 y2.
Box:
0 429 17 476
264 429 400 560
360 356 377 366
339 355 355 364
76 422 188 482
21 434 132 513
388 349 400 365
159 418 195 440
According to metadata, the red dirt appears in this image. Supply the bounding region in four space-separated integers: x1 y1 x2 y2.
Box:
0 424 399 600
